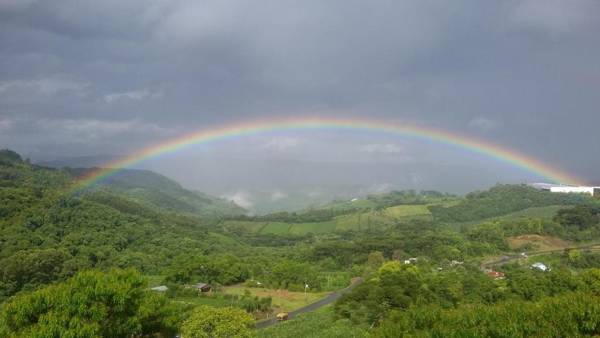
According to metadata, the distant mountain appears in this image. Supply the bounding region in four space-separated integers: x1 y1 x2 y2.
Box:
221 185 401 215
36 154 120 169
0 149 23 164
69 167 246 218
222 185 599 236
37 154 246 218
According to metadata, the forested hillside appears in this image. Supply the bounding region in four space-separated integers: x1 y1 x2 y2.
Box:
2 149 600 337
68 167 246 217
429 184 591 223
223 184 593 236
0 150 245 302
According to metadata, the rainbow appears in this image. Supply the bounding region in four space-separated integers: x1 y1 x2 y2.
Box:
72 116 585 191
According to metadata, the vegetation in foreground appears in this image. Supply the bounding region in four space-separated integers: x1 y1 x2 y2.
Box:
1 149 600 337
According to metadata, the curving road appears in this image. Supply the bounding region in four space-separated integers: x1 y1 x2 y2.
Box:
481 243 600 269
255 277 364 330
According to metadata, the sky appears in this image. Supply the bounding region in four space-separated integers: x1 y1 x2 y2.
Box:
1 0 599 211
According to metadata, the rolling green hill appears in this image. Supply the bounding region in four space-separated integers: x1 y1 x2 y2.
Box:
451 205 568 229
4 148 600 337
0 151 246 302
68 167 246 218
222 185 598 236
429 184 593 223
223 202 435 235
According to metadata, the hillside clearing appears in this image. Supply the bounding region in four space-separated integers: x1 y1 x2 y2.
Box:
507 234 571 251
222 285 329 313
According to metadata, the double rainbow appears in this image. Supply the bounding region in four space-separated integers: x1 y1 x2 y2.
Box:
72 116 584 190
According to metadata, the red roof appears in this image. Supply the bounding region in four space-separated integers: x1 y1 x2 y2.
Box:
487 271 505 278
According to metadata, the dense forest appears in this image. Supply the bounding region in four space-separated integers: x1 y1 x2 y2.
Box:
2 149 600 337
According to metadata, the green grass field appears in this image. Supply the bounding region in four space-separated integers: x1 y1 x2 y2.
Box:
172 294 236 308
172 285 330 315
499 205 566 220
223 203 435 235
227 203 563 236
451 205 567 229
288 221 337 235
384 204 431 217
223 285 329 313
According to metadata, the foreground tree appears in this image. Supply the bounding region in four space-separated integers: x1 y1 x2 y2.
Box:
0 269 179 337
181 305 254 338
373 292 600 337
366 251 385 272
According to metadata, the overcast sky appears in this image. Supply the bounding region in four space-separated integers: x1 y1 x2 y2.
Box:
1 0 599 209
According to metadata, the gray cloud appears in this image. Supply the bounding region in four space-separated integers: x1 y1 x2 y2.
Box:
468 117 499 132
359 144 404 154
509 0 596 35
104 89 162 103
223 190 254 210
261 137 304 152
1 0 599 199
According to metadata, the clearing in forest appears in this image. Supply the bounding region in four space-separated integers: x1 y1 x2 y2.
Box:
507 234 571 252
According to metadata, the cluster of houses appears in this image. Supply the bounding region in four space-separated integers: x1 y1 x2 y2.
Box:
485 261 550 280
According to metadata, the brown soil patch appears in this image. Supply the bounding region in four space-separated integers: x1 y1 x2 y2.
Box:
507 234 570 251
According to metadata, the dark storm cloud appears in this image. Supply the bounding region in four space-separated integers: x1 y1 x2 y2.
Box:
1 0 599 192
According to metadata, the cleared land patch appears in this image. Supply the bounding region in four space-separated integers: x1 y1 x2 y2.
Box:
223 285 329 314
507 234 571 251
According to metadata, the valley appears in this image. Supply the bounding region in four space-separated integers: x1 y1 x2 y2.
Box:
1 149 600 337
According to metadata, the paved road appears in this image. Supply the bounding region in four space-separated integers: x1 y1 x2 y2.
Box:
481 243 600 269
255 277 364 330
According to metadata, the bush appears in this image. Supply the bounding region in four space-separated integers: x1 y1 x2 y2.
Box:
181 305 254 338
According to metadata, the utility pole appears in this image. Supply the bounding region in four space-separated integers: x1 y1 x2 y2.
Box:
304 282 309 301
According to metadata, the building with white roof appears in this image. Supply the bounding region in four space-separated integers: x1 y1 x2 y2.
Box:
529 183 599 197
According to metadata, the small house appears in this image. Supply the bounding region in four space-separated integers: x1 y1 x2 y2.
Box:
531 262 549 272
193 283 212 293
486 271 505 280
150 285 168 292
404 257 418 265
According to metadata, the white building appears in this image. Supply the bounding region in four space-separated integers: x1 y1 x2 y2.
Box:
529 183 599 197
150 285 168 292
531 262 550 271
404 257 418 265
549 186 599 196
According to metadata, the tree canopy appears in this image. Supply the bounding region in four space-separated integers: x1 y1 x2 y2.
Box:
0 269 179 338
181 305 254 338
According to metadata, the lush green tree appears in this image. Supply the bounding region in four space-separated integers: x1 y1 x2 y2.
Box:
373 292 600 337
259 310 368 338
180 305 254 338
466 221 507 249
366 251 385 271
0 249 67 297
568 249 582 263
164 254 250 285
269 259 317 291
0 269 179 337
430 184 593 223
